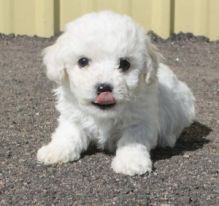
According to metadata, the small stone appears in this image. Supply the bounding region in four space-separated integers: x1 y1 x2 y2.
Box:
176 57 180 62
183 154 190 158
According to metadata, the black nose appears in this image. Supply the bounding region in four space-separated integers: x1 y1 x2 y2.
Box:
96 83 113 94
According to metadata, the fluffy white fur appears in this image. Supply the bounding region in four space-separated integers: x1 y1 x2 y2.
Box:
37 11 195 176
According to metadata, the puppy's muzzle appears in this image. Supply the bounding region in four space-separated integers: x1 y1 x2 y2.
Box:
92 83 116 109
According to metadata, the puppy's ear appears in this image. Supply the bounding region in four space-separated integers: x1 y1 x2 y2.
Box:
42 43 66 84
144 36 160 84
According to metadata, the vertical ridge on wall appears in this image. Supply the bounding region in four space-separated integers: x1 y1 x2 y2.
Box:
170 0 175 34
193 0 208 36
208 0 219 40
54 0 60 34
35 0 54 37
151 0 171 38
0 0 13 33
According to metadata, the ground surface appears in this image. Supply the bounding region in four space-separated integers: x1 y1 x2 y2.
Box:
0 33 218 206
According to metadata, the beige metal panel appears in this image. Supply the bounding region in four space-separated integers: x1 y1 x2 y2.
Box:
174 0 195 33
13 0 37 35
0 0 218 39
193 0 208 36
59 0 83 31
95 0 131 13
174 0 209 36
0 0 13 33
131 0 153 30
208 0 219 40
59 0 171 38
0 0 54 37
174 0 219 40
35 0 54 37
131 0 171 38
60 0 103 31
59 0 132 31
151 0 171 38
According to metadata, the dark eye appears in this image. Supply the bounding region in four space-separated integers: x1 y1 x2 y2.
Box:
119 58 130 72
78 57 89 67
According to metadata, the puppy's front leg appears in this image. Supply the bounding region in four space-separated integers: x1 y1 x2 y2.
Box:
111 124 157 176
37 117 88 165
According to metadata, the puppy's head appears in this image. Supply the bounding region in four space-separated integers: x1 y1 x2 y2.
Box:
43 11 159 118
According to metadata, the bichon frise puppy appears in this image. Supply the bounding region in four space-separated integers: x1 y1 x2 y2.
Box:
37 11 195 176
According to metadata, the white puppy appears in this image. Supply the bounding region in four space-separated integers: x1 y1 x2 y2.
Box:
37 11 195 176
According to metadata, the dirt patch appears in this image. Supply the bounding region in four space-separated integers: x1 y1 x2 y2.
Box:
0 33 218 205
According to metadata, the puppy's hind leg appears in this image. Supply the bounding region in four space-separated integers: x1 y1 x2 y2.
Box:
37 117 89 165
158 78 195 148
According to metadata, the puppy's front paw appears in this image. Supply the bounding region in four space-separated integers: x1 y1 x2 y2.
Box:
111 144 152 176
37 141 80 165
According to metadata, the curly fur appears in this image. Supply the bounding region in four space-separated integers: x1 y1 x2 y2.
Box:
37 11 195 176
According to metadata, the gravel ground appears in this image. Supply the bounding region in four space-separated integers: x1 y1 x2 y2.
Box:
0 33 218 206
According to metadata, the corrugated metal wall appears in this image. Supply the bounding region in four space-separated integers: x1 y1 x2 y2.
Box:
0 0 54 37
174 0 219 40
0 0 218 40
58 0 171 38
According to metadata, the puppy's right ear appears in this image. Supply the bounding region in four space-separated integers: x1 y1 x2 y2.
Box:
43 44 66 84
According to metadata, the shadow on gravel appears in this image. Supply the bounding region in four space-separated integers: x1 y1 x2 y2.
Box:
152 121 212 161
80 121 212 161
81 142 105 158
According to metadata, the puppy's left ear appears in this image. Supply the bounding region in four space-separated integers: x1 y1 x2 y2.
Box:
144 36 160 84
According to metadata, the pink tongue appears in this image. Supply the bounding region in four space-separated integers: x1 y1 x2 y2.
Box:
95 92 115 105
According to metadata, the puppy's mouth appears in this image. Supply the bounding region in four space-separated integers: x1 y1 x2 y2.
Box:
92 92 116 110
